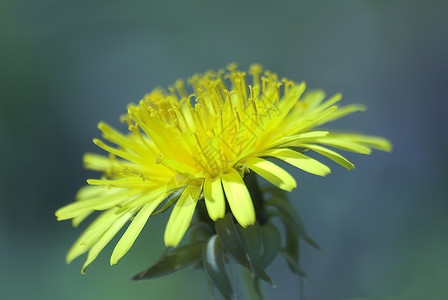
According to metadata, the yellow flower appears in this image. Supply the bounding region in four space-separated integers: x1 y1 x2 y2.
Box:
56 64 391 272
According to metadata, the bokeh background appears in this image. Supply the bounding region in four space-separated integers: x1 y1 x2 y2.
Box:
1 0 447 299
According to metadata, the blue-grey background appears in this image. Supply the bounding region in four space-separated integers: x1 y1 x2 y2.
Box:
1 0 447 299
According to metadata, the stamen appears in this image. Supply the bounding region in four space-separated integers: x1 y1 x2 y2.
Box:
249 64 262 89
175 79 188 98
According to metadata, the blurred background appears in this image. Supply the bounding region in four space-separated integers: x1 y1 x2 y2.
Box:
1 0 447 299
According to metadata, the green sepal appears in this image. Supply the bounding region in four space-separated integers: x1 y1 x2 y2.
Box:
265 197 320 250
189 223 215 269
260 223 281 268
202 235 234 300
279 249 306 278
214 213 252 271
262 186 288 201
278 213 306 277
214 214 275 287
132 242 204 280
189 220 215 243
236 221 276 287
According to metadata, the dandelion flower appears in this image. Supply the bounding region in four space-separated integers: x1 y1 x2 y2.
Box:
56 64 391 272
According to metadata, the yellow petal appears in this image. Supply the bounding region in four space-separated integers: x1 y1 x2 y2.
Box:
261 148 331 176
300 90 327 111
164 182 202 247
329 133 393 152
313 137 372 154
221 169 256 227
114 187 166 215
82 153 111 172
81 210 134 273
77 208 129 251
93 139 145 165
55 189 140 221
297 143 355 170
98 122 133 148
72 210 93 227
87 178 151 189
316 104 366 125
290 106 338 133
244 157 297 191
66 209 118 264
204 176 226 221
156 154 199 175
296 131 329 139
269 131 329 148
75 185 106 201
312 93 342 113
111 197 164 265
262 83 306 134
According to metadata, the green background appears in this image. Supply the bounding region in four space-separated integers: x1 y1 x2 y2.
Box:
1 0 447 299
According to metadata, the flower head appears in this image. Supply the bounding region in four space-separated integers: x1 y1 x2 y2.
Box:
56 64 391 272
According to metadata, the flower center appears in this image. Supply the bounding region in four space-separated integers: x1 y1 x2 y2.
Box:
126 64 303 179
